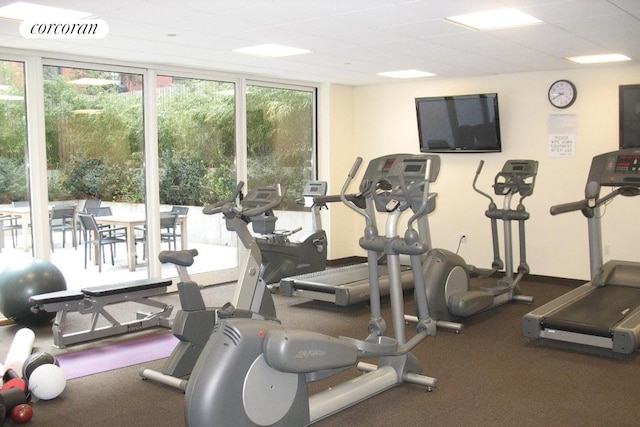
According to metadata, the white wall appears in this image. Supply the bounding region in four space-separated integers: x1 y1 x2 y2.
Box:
324 65 640 281
318 84 364 260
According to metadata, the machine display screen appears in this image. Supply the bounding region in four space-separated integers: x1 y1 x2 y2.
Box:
255 191 273 200
382 158 395 172
404 163 423 173
615 154 640 173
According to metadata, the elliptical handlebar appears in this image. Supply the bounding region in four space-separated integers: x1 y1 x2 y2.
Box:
472 160 495 204
405 177 432 229
341 157 372 223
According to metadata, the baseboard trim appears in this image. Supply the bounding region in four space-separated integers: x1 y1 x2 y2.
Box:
525 274 584 287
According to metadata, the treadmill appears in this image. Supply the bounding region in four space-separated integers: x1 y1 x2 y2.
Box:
279 262 414 306
521 148 640 354
279 154 438 306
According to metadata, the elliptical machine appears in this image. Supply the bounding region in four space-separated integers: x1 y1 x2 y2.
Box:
139 182 281 389
251 180 328 284
415 159 538 331
184 153 440 426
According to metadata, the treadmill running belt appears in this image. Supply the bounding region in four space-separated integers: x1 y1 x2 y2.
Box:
543 285 640 337
296 264 393 288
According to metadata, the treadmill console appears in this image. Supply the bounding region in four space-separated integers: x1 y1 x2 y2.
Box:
361 153 440 212
586 148 640 196
302 181 328 197
301 180 328 208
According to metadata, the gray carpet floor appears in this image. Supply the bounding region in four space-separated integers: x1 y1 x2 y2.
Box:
1 275 639 426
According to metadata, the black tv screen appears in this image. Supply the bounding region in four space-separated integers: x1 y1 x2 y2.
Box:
619 84 640 149
416 93 502 153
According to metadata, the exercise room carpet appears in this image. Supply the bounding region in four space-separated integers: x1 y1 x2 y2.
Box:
2 277 640 426
56 333 178 379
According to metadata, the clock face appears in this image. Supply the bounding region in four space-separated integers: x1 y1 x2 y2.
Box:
548 80 577 108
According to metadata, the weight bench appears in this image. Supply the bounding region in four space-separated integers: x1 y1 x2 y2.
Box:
30 278 174 348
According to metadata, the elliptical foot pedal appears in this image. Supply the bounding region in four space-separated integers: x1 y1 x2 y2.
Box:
480 280 511 296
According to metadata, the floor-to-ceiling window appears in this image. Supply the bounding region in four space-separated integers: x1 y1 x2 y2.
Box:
0 59 30 267
156 74 238 276
0 50 318 295
42 64 146 287
246 82 317 236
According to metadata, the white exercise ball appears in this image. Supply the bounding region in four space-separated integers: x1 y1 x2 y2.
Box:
28 364 67 400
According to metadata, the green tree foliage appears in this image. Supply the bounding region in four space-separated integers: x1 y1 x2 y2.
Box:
246 85 314 209
0 157 27 203
0 67 314 209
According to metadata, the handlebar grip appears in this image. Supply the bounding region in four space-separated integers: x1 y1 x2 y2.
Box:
202 181 245 215
202 202 226 215
475 160 484 175
348 157 363 178
233 181 244 198
550 199 587 215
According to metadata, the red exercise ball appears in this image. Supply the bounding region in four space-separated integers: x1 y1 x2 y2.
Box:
1 377 28 392
11 403 33 423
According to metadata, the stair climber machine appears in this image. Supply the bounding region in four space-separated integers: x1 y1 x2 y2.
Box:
522 148 640 354
184 153 441 426
407 159 538 332
138 182 281 389
251 180 329 285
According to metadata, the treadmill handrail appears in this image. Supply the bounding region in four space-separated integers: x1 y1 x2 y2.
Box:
550 186 640 216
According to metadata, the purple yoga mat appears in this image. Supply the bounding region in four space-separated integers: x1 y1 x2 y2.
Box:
57 334 179 380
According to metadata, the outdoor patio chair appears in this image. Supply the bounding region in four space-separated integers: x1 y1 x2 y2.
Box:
77 198 102 243
49 204 77 251
135 211 179 259
1 214 20 248
78 212 127 272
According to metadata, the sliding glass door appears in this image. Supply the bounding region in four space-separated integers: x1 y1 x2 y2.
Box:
42 64 146 287
0 59 30 271
246 82 316 236
156 74 238 279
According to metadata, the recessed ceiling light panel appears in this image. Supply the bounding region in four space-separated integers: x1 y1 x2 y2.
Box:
377 70 436 79
446 8 541 30
565 54 631 64
0 1 93 20
233 44 311 58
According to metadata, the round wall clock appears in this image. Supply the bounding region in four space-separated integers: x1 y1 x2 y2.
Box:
548 79 577 109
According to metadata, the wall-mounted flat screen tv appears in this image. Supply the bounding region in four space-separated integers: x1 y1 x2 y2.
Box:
619 84 640 148
416 93 502 153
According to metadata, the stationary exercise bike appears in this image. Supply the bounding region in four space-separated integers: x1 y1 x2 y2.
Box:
139 182 282 390
414 159 538 331
251 180 328 284
184 153 441 426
